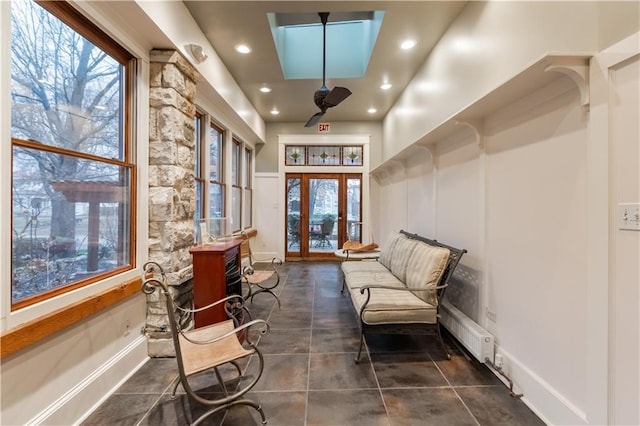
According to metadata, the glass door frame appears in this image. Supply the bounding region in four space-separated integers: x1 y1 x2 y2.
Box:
285 173 361 259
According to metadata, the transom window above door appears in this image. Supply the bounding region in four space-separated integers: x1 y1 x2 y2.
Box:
285 145 363 166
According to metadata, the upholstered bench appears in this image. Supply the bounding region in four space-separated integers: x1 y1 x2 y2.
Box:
341 230 466 362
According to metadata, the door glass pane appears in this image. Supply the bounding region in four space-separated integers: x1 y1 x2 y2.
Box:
308 178 338 253
286 178 300 253
347 178 361 242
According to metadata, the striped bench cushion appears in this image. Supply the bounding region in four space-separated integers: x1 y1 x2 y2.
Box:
349 285 437 325
405 242 450 306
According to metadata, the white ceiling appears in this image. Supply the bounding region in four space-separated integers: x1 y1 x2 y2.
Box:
183 1 467 125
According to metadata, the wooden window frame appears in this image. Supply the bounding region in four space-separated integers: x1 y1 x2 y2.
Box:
4 0 138 356
10 0 136 311
243 147 253 229
231 139 242 232
209 122 225 219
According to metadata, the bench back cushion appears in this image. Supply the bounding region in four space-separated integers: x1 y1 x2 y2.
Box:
388 235 417 282
378 231 403 270
405 242 450 306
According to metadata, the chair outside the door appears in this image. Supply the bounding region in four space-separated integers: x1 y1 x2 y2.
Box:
311 216 335 248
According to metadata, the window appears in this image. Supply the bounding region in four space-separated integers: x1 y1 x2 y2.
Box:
209 123 225 218
10 0 135 309
285 145 364 166
194 112 204 242
231 139 242 232
244 147 253 228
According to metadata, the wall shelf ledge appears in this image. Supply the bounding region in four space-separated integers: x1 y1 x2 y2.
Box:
371 52 593 175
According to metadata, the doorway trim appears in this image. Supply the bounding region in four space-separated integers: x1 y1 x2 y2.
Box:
285 173 362 259
278 134 371 260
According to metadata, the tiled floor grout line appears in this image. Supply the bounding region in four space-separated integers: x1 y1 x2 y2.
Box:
82 263 544 425
303 272 317 426
361 322 393 424
218 269 285 425
429 352 482 426
134 362 186 425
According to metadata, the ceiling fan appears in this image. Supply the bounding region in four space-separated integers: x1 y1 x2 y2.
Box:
304 12 352 127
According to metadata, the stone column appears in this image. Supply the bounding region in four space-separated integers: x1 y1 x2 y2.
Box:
146 50 198 356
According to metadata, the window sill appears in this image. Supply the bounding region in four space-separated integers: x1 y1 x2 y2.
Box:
1 277 141 359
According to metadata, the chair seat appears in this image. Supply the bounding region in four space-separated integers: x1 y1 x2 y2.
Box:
245 270 276 285
179 319 254 376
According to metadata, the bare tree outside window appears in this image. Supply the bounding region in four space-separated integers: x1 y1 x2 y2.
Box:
10 1 134 307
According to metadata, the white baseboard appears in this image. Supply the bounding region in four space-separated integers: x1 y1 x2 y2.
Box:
253 251 280 262
27 335 149 426
492 345 587 426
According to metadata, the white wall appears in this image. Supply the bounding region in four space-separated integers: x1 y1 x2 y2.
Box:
485 83 589 424
382 1 639 166
378 77 590 424
253 172 281 259
261 121 382 173
375 10 639 425
601 46 640 425
406 149 436 238
375 4 638 423
1 297 148 425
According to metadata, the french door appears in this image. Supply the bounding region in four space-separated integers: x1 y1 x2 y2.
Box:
286 173 362 259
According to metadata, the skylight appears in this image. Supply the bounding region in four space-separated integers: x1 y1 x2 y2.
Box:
268 11 384 80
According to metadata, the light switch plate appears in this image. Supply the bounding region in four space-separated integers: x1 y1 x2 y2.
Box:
618 203 640 231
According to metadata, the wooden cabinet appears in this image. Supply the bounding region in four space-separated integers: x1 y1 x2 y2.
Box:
189 238 243 327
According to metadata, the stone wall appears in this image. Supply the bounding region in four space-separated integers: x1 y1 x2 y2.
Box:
146 49 198 356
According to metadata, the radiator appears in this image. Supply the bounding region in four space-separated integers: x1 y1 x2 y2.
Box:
440 300 494 363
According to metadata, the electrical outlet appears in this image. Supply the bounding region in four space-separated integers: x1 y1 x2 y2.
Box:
486 307 497 322
618 203 640 231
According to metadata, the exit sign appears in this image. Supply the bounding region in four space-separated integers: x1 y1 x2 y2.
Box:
318 123 330 133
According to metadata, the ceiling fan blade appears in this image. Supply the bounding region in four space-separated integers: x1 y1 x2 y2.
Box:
304 111 325 128
322 86 352 107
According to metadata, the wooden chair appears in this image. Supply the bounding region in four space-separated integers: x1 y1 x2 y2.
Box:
142 261 269 425
240 231 283 308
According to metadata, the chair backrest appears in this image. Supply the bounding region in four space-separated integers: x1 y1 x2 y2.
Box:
288 216 300 231
141 262 189 374
239 232 254 265
321 217 335 235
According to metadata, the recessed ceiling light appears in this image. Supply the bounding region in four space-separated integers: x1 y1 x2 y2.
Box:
380 82 392 90
400 39 417 50
367 108 377 114
259 86 272 93
234 44 251 54
270 108 280 115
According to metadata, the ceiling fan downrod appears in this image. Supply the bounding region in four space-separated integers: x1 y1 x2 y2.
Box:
320 12 328 89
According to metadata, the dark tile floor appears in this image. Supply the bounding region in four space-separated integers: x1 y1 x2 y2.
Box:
83 262 545 426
